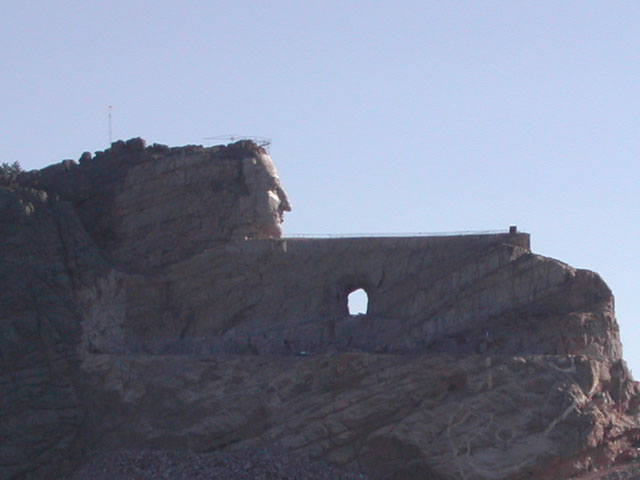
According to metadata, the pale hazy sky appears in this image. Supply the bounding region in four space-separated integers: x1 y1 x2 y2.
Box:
2 1 638 371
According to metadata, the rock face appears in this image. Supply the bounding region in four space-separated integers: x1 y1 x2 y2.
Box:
0 186 108 479
1 139 639 480
31 138 291 271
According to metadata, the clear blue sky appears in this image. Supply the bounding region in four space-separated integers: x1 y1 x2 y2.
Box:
2 1 638 372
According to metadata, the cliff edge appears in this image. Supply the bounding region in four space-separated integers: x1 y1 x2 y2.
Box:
1 139 639 479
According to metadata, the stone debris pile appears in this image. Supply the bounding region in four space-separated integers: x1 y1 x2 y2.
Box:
68 449 368 480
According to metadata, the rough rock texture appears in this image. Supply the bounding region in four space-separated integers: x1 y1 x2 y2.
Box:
75 353 639 480
121 236 620 361
0 186 109 478
1 139 639 480
30 138 291 271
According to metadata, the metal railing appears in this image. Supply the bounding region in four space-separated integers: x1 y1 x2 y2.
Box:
283 229 521 239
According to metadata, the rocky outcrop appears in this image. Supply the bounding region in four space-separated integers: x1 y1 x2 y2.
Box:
75 352 639 480
29 138 291 271
120 237 620 361
1 139 638 479
0 186 108 479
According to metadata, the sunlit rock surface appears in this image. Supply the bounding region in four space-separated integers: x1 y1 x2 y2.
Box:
1 139 639 480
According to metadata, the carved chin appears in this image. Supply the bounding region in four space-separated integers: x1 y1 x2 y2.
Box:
263 220 282 238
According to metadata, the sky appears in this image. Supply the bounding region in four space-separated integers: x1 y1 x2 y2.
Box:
1 1 638 372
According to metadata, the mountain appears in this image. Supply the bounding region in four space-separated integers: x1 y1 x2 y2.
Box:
2 139 639 479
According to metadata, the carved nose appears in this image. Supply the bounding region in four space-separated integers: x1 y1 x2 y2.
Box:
278 188 292 212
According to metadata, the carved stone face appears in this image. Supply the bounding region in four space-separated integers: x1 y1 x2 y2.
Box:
242 153 291 238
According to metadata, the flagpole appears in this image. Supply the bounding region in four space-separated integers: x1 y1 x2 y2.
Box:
108 105 112 144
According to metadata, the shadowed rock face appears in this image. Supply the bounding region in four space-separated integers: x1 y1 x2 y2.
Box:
0 187 106 479
1 139 639 480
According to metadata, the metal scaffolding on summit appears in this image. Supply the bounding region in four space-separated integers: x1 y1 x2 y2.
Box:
202 135 272 151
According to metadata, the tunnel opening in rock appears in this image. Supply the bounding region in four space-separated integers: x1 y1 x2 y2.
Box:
348 288 369 316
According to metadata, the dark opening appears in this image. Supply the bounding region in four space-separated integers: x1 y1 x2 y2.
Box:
347 288 369 316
